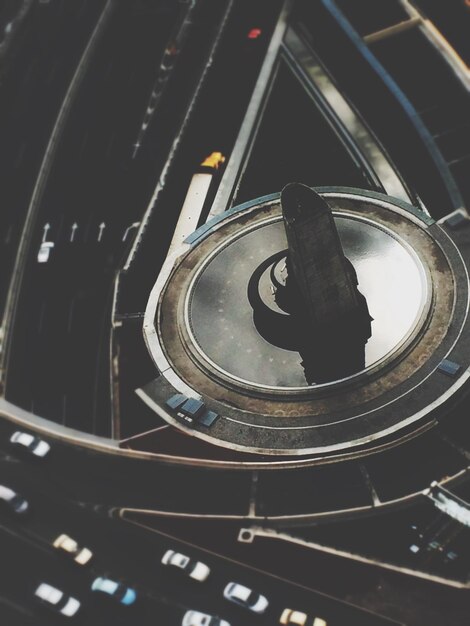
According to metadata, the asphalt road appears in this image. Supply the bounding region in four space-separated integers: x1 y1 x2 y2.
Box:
151 514 470 626
0 431 394 626
0 0 106 322
0 407 466 531
4 0 186 435
4 0 287 440
115 0 285 439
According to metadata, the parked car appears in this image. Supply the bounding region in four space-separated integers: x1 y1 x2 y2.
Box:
280 608 327 626
34 583 80 617
10 431 50 458
223 582 268 614
91 577 136 605
162 550 210 581
182 610 230 626
0 485 29 515
53 534 93 565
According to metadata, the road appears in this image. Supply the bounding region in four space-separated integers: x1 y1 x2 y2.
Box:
5 0 271 438
0 433 392 626
0 0 106 325
114 0 286 439
142 513 470 626
4 0 188 435
0 406 466 528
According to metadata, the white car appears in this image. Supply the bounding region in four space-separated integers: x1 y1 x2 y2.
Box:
34 583 80 617
53 534 93 565
37 241 54 263
161 550 210 582
280 608 327 626
10 431 50 458
223 582 269 614
182 610 230 626
0 485 29 515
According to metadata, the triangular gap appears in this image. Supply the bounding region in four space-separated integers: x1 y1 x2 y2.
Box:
235 55 371 205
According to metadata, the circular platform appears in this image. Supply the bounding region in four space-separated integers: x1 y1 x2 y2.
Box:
186 213 430 390
143 188 470 456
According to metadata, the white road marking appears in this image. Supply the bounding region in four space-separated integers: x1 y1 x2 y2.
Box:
70 222 78 242
97 222 106 242
122 221 140 242
42 223 50 242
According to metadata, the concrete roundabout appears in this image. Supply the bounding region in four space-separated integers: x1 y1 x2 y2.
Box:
141 187 470 456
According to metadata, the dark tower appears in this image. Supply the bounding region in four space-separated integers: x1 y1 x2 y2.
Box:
247 183 372 384
277 182 372 383
281 182 361 328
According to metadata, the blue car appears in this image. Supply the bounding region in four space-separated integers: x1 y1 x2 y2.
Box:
91 577 136 605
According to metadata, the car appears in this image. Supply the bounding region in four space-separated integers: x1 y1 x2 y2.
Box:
10 431 50 458
280 608 327 626
53 534 93 565
37 241 54 263
91 577 136 605
34 583 80 617
0 485 29 515
223 582 269 614
182 610 230 626
161 550 210 582
160 43 179 77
